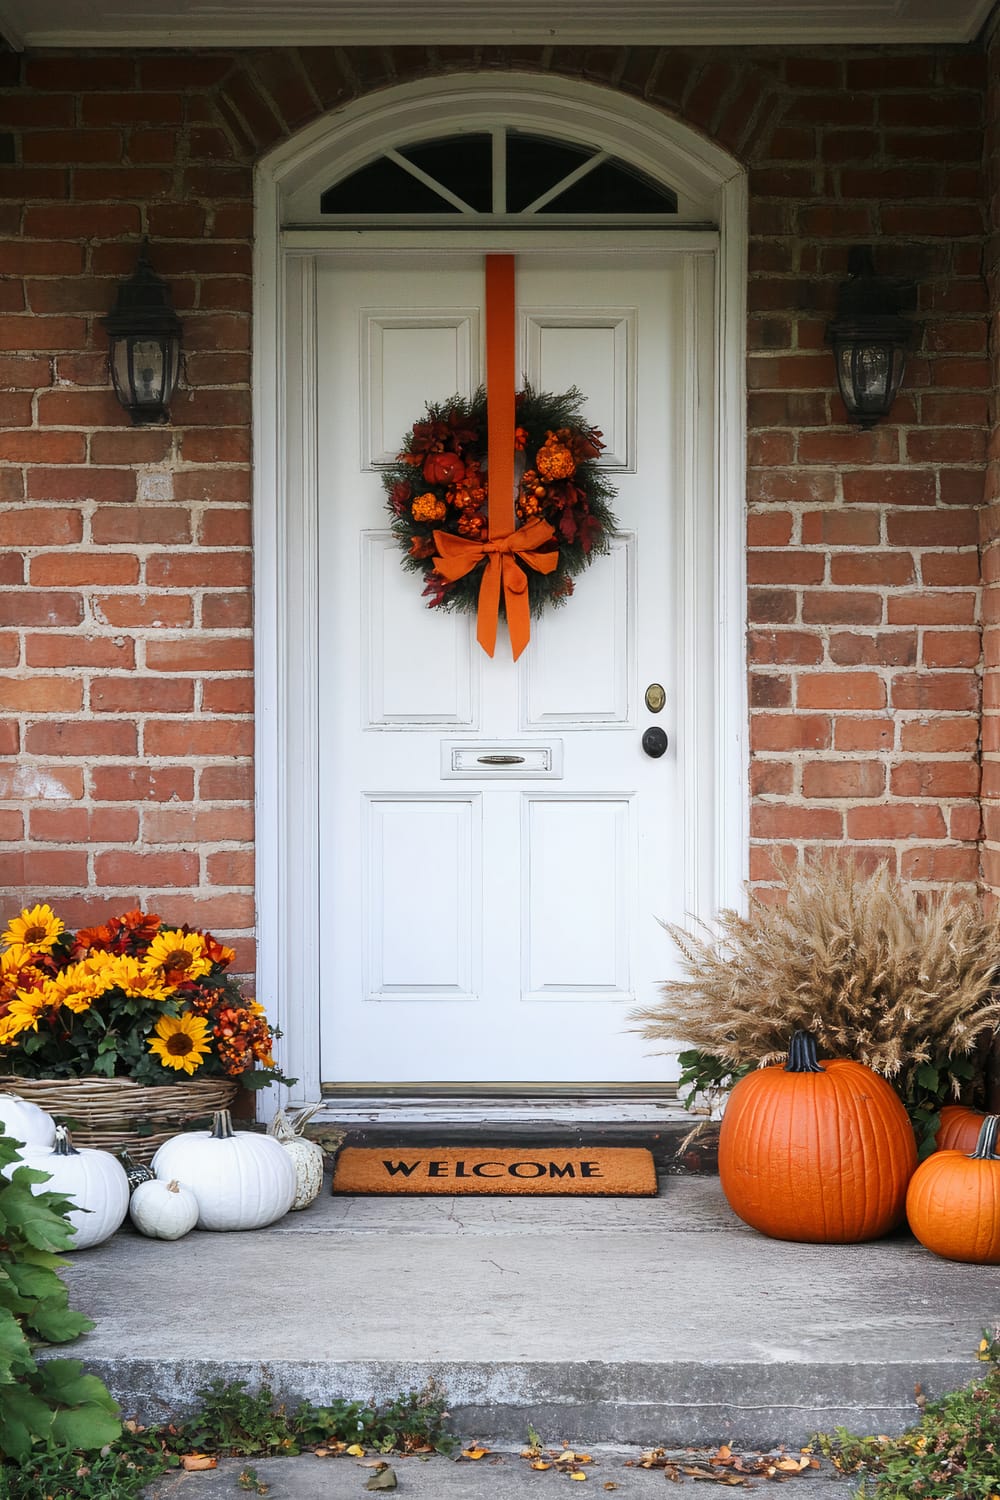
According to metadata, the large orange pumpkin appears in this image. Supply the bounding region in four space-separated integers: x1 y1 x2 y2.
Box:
718 1030 917 1243
935 1104 987 1154
906 1114 1000 1265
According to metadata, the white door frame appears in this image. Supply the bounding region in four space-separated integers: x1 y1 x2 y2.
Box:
253 76 749 1107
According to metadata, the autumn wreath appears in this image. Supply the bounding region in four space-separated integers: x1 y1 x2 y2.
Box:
383 386 618 619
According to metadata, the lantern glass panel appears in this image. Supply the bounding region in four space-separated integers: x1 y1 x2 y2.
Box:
131 338 167 406
836 340 905 422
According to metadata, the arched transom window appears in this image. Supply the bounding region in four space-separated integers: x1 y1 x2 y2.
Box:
321 128 677 220
286 125 689 227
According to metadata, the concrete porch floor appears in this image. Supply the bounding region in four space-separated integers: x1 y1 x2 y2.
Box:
54 1175 993 1452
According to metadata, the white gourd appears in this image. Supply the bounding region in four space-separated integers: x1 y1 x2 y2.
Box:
129 1178 199 1240
0 1092 57 1149
151 1108 296 1231
267 1103 325 1210
15 1126 129 1250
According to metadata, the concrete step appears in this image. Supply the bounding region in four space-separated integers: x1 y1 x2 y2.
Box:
146 1446 859 1498
54 1177 986 1451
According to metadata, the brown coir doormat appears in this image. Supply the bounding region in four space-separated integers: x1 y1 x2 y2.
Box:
331 1147 658 1196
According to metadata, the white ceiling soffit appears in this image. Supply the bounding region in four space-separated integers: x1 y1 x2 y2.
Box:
0 0 995 51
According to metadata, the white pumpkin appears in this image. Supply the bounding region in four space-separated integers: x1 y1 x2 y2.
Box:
151 1109 296 1231
129 1177 199 1240
16 1126 129 1250
267 1103 325 1210
0 1092 57 1149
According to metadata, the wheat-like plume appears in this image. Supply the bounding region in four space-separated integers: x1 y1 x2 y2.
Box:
633 857 1000 1090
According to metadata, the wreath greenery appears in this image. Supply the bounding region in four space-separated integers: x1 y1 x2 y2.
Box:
383 385 619 618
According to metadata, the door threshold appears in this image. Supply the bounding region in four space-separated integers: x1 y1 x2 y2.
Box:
313 1094 690 1127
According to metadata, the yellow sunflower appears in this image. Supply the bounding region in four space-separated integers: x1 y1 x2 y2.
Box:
106 955 173 1002
147 1013 213 1075
143 930 213 985
2 904 64 953
50 962 108 1015
4 989 50 1036
1 944 40 977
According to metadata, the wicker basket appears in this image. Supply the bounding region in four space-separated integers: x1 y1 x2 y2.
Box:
0 1075 239 1164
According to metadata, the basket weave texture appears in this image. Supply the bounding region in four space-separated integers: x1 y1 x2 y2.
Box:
0 1075 239 1164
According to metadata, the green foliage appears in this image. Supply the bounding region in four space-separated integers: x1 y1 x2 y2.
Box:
170 1376 456 1459
815 1333 1000 1498
0 1375 455 1498
901 1052 977 1159
0 1425 166 1500
0 1132 122 1467
676 1049 752 1112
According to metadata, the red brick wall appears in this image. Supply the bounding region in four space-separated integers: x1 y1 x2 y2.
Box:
983 18 1000 903
0 41 990 966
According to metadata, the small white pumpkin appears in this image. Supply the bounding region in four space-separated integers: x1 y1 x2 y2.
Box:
16 1126 129 1250
0 1092 57 1149
151 1109 296 1231
129 1177 199 1240
267 1103 325 1210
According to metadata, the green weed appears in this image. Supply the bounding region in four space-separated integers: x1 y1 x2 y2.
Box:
815 1332 1000 1499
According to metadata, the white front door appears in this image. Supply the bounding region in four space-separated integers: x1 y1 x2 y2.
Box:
308 239 716 1086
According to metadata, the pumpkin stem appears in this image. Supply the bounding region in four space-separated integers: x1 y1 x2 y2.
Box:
970 1115 1000 1161
52 1125 80 1156
209 1109 236 1140
785 1031 822 1073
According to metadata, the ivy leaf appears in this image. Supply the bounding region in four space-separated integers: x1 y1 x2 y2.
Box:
0 1179 78 1253
915 1064 940 1093
0 1304 36 1382
24 1297 93 1345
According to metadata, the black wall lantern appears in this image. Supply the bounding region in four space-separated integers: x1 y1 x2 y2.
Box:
102 240 182 424
825 246 916 429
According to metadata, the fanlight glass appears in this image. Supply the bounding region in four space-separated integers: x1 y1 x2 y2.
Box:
321 128 679 220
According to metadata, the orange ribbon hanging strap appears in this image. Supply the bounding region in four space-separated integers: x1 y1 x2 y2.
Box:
432 519 559 660
485 254 517 541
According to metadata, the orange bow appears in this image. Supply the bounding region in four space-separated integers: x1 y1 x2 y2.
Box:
431 518 559 660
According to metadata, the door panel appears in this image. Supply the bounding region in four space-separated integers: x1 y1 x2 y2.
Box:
314 247 710 1084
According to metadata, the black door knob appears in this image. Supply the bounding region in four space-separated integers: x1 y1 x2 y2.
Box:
641 726 669 758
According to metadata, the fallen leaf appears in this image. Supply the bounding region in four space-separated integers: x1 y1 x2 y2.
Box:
313 1448 329 1458
347 1443 366 1457
365 1466 398 1491
462 1446 491 1460
569 1473 587 1481
775 1457 809 1472
180 1455 217 1471
603 1485 618 1492
360 1460 389 1469
714 1446 732 1463
530 1461 552 1471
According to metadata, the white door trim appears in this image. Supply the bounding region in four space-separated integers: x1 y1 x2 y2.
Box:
253 75 748 1109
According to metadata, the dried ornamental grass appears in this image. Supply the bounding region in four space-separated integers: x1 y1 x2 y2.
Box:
634 858 1000 1095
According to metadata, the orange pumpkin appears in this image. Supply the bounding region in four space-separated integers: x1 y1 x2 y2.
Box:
935 1104 987 1154
906 1114 1000 1265
718 1030 918 1243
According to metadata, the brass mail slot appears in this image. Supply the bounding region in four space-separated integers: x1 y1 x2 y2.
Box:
441 742 564 779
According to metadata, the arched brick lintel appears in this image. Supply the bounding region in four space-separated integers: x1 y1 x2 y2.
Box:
212 46 784 171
